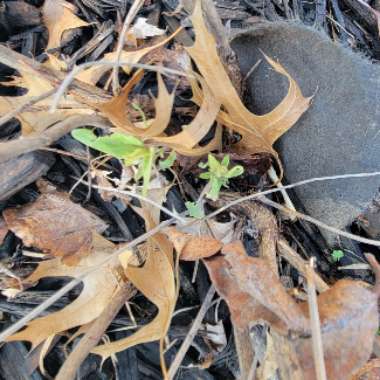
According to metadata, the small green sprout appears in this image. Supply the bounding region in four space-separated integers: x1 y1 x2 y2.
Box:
185 201 205 219
131 102 148 128
198 154 244 201
159 151 176 171
331 249 345 262
72 129 158 195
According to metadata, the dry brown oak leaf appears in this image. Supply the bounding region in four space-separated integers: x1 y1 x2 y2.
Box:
2 190 107 264
204 242 379 380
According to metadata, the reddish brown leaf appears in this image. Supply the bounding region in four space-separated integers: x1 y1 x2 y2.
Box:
206 241 308 332
293 279 378 380
205 241 379 380
164 227 222 261
2 190 107 263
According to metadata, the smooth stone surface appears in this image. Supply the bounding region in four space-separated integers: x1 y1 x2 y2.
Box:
231 23 380 245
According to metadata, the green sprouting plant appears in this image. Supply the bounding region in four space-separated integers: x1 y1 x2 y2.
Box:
199 154 244 201
72 129 174 195
131 102 148 128
331 249 345 262
159 150 176 171
185 201 205 219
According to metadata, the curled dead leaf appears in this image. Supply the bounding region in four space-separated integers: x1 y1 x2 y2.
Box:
77 29 182 85
186 0 311 156
91 232 176 368
43 0 89 50
164 226 222 261
205 241 379 380
207 241 308 332
2 190 107 264
6 234 124 349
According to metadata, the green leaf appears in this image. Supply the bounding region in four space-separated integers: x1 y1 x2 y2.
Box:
221 154 230 167
71 128 98 145
198 161 208 169
141 147 155 196
185 201 205 219
159 151 176 171
72 129 144 159
123 147 150 166
199 172 211 180
206 178 223 201
131 102 148 128
331 249 344 262
227 165 244 178
207 154 220 173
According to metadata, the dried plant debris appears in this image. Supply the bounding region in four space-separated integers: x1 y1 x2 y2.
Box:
164 226 223 260
3 199 177 376
6 234 124 349
205 242 379 380
43 0 89 50
0 0 309 161
2 186 107 263
0 0 379 379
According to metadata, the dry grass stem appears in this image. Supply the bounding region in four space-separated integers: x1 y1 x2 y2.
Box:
306 258 327 380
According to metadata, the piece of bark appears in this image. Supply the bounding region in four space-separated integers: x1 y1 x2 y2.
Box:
0 152 54 201
0 217 7 242
231 23 380 246
0 1 40 34
0 115 111 164
0 341 42 380
341 0 380 35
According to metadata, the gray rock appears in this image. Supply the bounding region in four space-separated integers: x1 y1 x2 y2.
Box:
231 23 380 245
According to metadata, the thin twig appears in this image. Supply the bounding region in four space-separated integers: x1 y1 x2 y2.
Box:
2 172 380 341
0 115 111 163
50 59 191 112
259 196 380 247
0 44 110 104
168 285 216 379
75 180 187 223
278 239 329 292
306 258 327 380
112 0 145 93
267 165 297 220
207 171 380 246
55 282 133 380
0 218 175 342
208 171 380 220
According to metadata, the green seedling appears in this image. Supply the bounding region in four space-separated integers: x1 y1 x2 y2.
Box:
185 201 205 219
72 129 158 195
131 102 148 128
331 249 345 262
159 150 176 171
199 154 244 201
